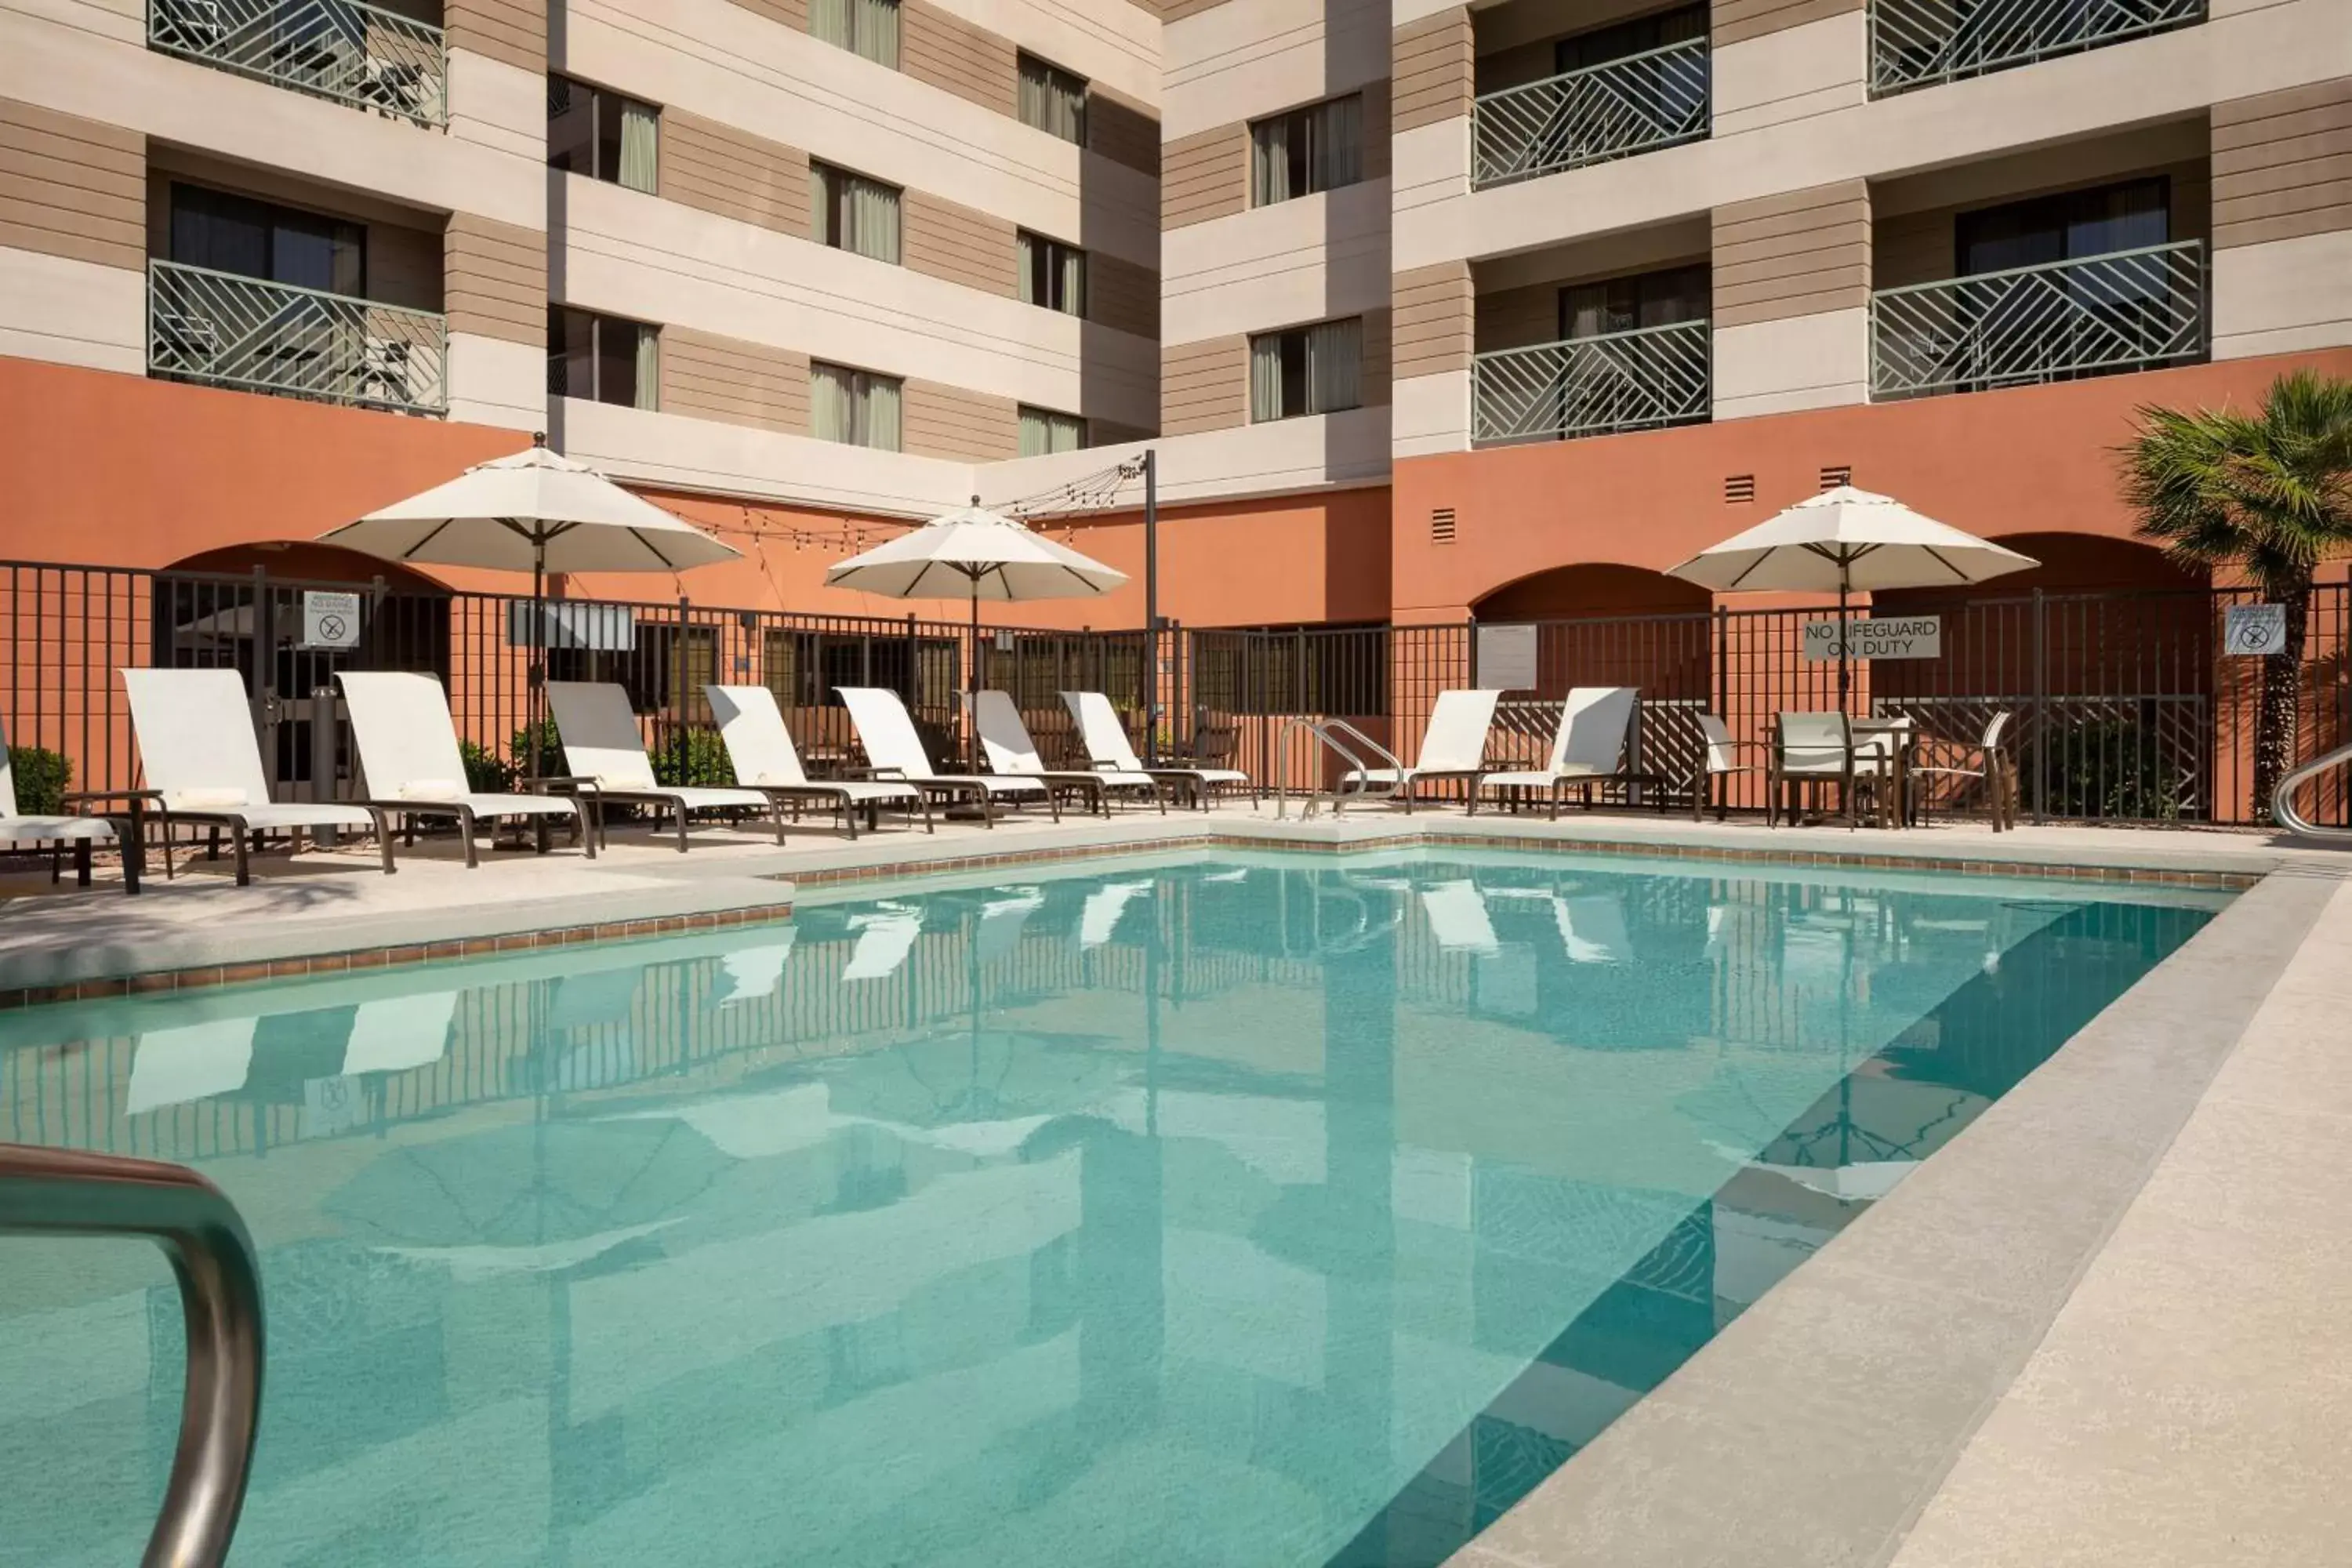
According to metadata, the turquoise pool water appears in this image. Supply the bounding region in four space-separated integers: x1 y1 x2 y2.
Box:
0 854 2218 1567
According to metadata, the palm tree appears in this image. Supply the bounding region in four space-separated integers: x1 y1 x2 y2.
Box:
2122 371 2352 822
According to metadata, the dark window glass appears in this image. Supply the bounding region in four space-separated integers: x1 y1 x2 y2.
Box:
547 74 594 176
1277 331 1308 417
1559 263 1710 339
1957 177 2169 275
597 314 637 408
547 307 655 408
546 74 659 194
1554 2 1708 73
169 183 362 296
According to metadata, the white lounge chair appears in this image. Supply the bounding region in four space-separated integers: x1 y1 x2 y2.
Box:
1079 880 1152 949
844 907 923 979
838 687 1054 826
126 1016 256 1114
1552 894 1631 964
1061 690 1255 811
1472 687 1640 819
1419 880 1501 953
969 690 1169 816
121 667 391 885
1338 688 1501 812
713 934 798 1006
336 672 589 864
343 990 459 1076
706 684 930 840
0 715 127 892
546 681 779 852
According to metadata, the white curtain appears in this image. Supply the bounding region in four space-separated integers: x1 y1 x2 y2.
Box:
1057 243 1085 317
851 177 900 263
812 0 898 64
1252 96 1362 206
633 325 660 411
1250 116 1290 206
1249 333 1284 422
864 374 902 452
618 100 659 194
1019 56 1085 144
1315 95 1362 194
1019 408 1083 456
1306 318 1361 413
811 362 852 442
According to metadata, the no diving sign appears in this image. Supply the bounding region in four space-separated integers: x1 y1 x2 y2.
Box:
1802 615 1941 662
302 590 361 650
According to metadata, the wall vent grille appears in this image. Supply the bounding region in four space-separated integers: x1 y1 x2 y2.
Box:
1820 465 1853 489
1430 506 1457 543
1723 474 1755 503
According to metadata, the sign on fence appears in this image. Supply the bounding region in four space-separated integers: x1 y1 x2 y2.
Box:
1475 623 1539 690
506 601 636 652
1801 615 1941 662
2223 603 2287 657
300 590 361 649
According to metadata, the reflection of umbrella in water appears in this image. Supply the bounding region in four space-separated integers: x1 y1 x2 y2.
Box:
323 1118 729 1251
823 1029 1123 1131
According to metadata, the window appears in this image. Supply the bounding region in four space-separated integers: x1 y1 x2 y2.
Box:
1018 231 1086 315
1250 318 1361 422
1553 3 1707 73
1956 177 2169 275
548 307 660 411
811 163 903 263
1250 94 1362 206
811 361 903 450
169 183 363 295
1018 53 1087 144
811 0 901 67
1018 406 1087 456
547 75 659 194
1558 263 1709 339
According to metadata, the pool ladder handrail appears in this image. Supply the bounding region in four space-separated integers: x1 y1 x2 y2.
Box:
0 1142 265 1568
2272 740 2352 841
1273 717 1407 819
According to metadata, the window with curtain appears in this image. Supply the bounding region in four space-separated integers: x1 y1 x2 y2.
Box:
811 0 902 68
1018 231 1086 315
1558 263 1710 339
1955 177 2170 275
169 183 365 296
811 361 904 451
1250 93 1363 207
811 163 904 264
546 75 660 195
1018 406 1086 456
1018 53 1087 144
547 307 660 411
1249 318 1362 422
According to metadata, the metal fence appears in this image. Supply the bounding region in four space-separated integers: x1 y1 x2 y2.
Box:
5 560 2347 828
1472 319 1712 445
149 260 450 416
1868 0 2205 96
1472 37 1711 188
149 0 449 128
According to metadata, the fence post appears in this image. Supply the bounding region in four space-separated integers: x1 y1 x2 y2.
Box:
2031 587 2047 824
309 686 339 838
675 595 691 785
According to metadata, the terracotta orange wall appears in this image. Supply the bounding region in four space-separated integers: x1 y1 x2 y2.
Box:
1392 349 2352 621
0 358 532 573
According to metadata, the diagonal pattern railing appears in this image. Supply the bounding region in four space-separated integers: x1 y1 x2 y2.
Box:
148 259 450 416
149 0 447 128
1472 38 1710 189
1473 318 1711 444
1869 0 2205 96
1870 241 2204 400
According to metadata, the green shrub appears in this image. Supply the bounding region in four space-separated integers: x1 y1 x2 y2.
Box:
653 728 735 788
459 740 516 796
508 719 566 781
5 746 71 816
2036 718 2187 822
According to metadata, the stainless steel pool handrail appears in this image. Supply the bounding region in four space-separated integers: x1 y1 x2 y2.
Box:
0 1142 265 1568
2272 740 2352 841
1273 717 1405 819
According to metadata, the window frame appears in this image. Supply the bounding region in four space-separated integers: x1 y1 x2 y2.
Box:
1018 230 1087 316
810 161 906 264
1248 93 1365 208
811 360 906 452
1018 405 1088 456
1016 52 1089 145
1248 318 1364 423
546 74 661 194
548 306 661 411
811 0 903 68
167 181 367 296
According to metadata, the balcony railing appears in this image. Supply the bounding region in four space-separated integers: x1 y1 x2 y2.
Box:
149 0 447 128
148 259 449 416
1472 318 1711 444
1870 240 2205 401
1870 0 2205 96
1472 38 1710 190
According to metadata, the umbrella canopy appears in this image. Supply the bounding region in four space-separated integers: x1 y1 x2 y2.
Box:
319 436 739 574
822 499 1127 601
1666 486 2036 594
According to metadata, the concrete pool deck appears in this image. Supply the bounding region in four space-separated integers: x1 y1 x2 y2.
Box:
5 801 2350 1567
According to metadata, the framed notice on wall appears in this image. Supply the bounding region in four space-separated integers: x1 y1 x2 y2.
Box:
1475 623 1538 691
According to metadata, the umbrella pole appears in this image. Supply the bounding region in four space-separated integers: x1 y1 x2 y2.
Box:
528 535 546 782
1836 569 1851 717
969 583 981 774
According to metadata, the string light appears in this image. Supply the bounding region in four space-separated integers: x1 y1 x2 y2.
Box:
695 455 1150 560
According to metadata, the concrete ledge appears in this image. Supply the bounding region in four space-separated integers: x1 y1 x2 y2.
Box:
1448 866 2344 1568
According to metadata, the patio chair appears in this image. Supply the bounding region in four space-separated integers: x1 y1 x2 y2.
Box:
336 672 590 864
1769 711 1868 829
119 667 393 886
837 687 1056 827
1 716 128 893
1688 713 1770 822
1062 690 1257 811
546 681 781 852
1469 687 1639 819
1909 711 2017 831
969 690 1170 817
1338 688 1502 812
706 684 931 840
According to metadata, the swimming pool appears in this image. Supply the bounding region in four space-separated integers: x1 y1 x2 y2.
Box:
0 852 2220 1567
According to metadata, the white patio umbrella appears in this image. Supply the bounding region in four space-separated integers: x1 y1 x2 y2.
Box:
1667 485 2037 710
824 498 1127 768
319 434 741 776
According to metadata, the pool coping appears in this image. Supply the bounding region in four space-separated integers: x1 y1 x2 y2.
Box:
0 821 2267 1008
1446 859 2347 1568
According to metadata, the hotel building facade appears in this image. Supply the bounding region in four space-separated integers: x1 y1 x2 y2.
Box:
2 0 2349 632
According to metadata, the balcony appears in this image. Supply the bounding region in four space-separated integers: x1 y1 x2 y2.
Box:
148 259 449 416
1472 38 1710 191
1869 0 2205 97
148 0 448 128
1472 318 1711 444
1870 241 2205 401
